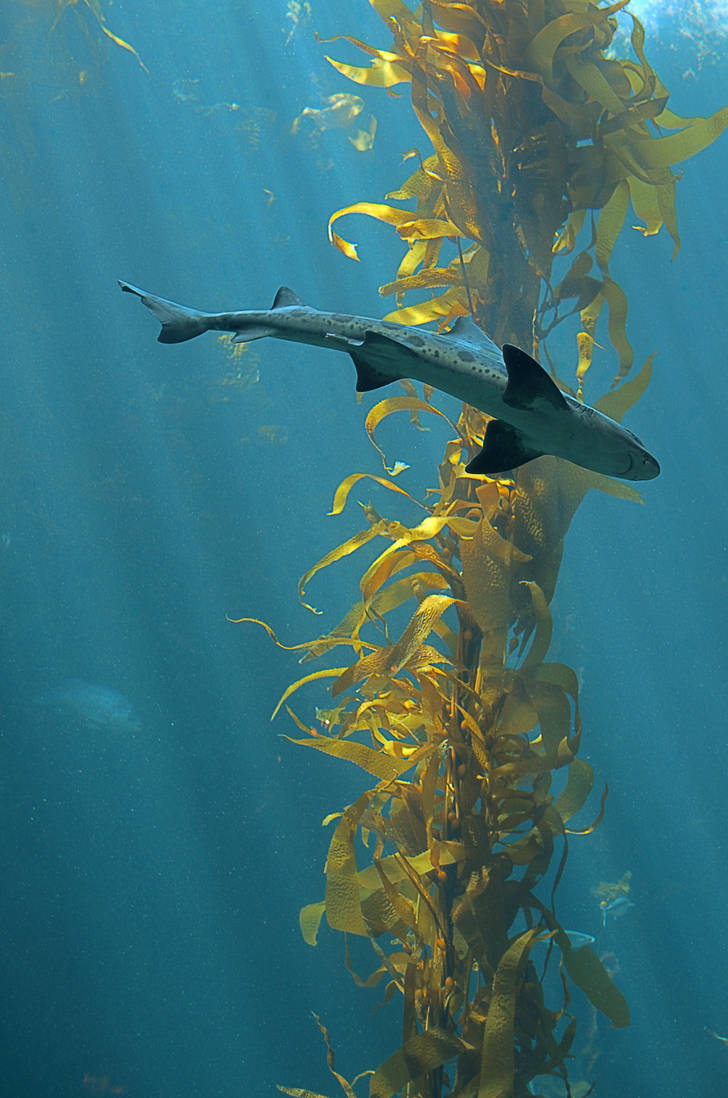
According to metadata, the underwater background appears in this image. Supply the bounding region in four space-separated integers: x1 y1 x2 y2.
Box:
0 1 726 1096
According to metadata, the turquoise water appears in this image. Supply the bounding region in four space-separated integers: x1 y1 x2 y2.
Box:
0 3 726 1096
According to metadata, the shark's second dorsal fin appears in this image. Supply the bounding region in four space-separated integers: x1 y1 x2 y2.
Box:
501 344 568 413
272 286 305 309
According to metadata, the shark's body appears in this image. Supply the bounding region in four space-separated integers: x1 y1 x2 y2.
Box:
119 281 660 481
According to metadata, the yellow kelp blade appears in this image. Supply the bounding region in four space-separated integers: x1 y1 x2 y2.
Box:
595 352 655 420
278 1088 331 1098
298 522 388 611
328 472 428 516
478 929 542 1098
370 1028 464 1098
272 668 351 720
562 945 630 1028
365 396 458 471
326 53 411 88
326 791 374 935
98 22 148 72
302 841 465 946
284 735 417 783
328 202 416 260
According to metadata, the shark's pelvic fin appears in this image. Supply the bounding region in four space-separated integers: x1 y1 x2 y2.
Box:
232 326 276 343
501 344 568 413
118 280 210 344
348 330 410 392
466 419 544 475
272 286 305 309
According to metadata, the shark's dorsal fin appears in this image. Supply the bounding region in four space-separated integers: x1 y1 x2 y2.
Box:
448 316 499 353
272 286 305 309
466 419 544 475
501 344 568 413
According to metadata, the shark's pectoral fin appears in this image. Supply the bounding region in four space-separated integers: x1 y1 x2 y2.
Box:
466 419 544 475
501 344 569 413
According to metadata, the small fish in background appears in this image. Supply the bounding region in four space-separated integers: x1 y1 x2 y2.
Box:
532 929 595 952
35 678 142 733
563 930 596 949
600 895 635 928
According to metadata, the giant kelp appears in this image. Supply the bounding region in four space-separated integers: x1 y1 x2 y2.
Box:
242 3 726 1097
326 0 726 393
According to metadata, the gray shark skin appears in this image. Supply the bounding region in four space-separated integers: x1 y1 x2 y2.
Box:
119 280 660 481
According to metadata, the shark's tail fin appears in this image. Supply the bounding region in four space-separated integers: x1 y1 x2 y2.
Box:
118 281 210 343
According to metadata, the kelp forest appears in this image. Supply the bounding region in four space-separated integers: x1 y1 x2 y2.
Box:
239 2 727 1097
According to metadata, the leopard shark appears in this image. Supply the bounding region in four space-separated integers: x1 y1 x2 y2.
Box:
118 280 660 481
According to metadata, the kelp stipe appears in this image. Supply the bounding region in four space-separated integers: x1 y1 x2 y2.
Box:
236 3 726 1096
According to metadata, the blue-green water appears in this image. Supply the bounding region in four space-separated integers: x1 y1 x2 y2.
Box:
0 3 726 1096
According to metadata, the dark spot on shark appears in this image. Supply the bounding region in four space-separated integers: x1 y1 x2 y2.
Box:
406 334 426 347
458 349 475 362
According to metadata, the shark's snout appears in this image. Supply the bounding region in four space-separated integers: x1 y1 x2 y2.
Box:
625 447 661 480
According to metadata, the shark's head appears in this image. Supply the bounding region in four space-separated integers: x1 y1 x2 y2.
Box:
569 407 660 481
618 428 661 480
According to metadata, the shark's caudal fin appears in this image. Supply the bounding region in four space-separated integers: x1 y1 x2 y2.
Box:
118 281 211 343
466 419 543 475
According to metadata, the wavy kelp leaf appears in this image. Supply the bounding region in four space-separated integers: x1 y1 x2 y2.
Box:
595 353 654 420
272 668 351 720
478 929 542 1098
383 287 470 326
332 593 456 697
461 514 531 605
328 202 416 259
595 180 630 275
278 1088 331 1098
285 735 417 782
326 792 374 935
98 20 148 71
53 0 148 72
304 841 465 947
312 1013 359 1098
567 781 608 836
298 522 388 611
521 581 553 669
328 473 427 516
326 53 410 88
370 1028 464 1098
614 105 728 171
300 901 326 947
365 396 457 472
527 3 629 84
562 946 630 1028
552 758 594 827
389 593 457 673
